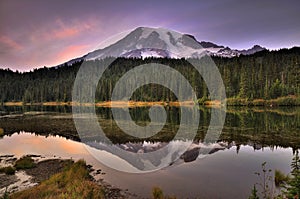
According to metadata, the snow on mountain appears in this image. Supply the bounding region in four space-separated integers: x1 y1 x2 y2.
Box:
213 47 240 57
85 139 233 171
61 27 267 66
85 27 208 60
121 48 177 59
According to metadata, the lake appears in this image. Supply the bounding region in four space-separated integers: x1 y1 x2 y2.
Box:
0 105 299 198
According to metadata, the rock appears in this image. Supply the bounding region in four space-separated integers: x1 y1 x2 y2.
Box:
0 173 18 189
180 147 200 162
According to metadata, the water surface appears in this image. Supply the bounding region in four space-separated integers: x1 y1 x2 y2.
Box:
0 106 299 198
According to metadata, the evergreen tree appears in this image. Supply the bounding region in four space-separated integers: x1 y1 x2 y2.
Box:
286 150 300 198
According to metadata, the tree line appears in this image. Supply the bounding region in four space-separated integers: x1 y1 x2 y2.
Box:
0 47 299 103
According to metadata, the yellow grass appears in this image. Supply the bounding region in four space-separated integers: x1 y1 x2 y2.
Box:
3 101 23 106
96 101 195 107
10 160 104 199
0 128 4 136
41 102 70 106
203 100 222 107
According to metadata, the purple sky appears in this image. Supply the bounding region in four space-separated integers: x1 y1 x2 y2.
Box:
1 0 299 71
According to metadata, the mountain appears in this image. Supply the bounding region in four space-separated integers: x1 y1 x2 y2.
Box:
85 139 232 171
62 27 267 65
85 27 208 60
198 41 224 48
239 45 266 55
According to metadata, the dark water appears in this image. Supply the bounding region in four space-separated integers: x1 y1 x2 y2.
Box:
0 106 299 198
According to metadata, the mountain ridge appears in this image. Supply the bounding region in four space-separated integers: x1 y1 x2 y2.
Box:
60 27 267 66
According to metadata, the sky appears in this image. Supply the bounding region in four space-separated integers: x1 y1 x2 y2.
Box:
0 0 299 71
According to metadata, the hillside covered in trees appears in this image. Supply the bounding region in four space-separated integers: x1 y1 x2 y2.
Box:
0 47 299 104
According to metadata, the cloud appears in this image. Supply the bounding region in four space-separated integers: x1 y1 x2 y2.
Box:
56 44 90 63
39 18 98 41
53 27 79 39
0 35 23 52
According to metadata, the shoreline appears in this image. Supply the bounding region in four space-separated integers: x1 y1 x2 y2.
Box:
2 101 198 107
1 95 299 107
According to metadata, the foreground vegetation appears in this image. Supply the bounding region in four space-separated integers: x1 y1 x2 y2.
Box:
14 156 36 170
0 128 4 137
0 166 15 175
0 156 36 176
249 151 300 199
152 187 176 199
9 160 105 199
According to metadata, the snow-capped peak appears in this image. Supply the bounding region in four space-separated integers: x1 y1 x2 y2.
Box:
60 27 267 66
85 27 208 60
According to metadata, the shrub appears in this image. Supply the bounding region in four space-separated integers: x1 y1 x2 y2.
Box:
152 187 177 199
197 96 209 105
274 169 289 187
248 185 259 199
267 95 300 106
276 95 300 106
14 156 36 170
249 151 300 199
252 99 266 106
152 187 164 199
253 162 274 199
226 97 250 106
0 166 16 175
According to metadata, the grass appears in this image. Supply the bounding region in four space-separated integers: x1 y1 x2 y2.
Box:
226 97 250 106
226 95 300 106
10 160 105 199
14 156 36 170
152 186 177 199
268 95 300 106
1 188 9 199
0 128 4 137
0 166 16 175
197 96 210 105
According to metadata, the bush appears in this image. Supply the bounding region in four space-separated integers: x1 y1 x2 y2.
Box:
274 169 289 187
14 156 36 170
152 187 164 199
226 97 250 106
273 95 300 106
152 186 177 199
0 166 16 175
197 96 209 105
250 151 300 198
226 96 300 106
248 185 259 199
252 99 266 106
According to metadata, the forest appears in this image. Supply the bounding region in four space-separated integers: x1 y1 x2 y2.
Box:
0 47 299 104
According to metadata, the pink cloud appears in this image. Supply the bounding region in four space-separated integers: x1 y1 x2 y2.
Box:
53 27 80 39
0 35 23 51
39 18 98 41
0 16 103 70
56 44 90 64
